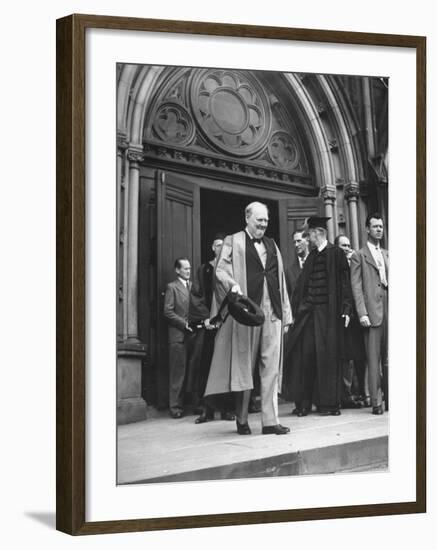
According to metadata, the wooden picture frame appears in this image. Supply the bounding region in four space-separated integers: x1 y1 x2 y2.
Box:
56 13 426 535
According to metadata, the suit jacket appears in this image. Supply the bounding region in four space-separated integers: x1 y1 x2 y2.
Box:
188 263 214 324
350 243 389 327
163 278 190 343
285 259 302 298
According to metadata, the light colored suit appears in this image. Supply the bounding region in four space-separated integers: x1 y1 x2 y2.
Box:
164 279 191 412
350 244 389 408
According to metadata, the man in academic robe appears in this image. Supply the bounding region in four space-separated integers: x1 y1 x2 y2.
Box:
204 202 292 435
350 213 388 415
285 216 353 416
163 257 193 418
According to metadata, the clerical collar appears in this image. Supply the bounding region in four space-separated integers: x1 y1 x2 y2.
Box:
317 240 328 252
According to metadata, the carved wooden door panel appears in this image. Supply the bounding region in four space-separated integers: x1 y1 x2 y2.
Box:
155 171 201 408
278 196 323 269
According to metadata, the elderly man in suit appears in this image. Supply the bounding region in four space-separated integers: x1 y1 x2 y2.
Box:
204 202 292 435
163 257 193 418
350 213 388 415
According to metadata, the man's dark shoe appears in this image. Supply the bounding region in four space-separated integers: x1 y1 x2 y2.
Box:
341 400 362 409
296 408 309 417
220 411 236 421
170 410 183 419
319 409 341 416
236 420 252 435
262 424 290 435
249 401 261 413
358 396 372 407
372 405 384 415
194 413 213 424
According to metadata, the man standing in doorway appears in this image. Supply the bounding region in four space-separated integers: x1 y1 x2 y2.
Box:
285 229 310 301
285 217 353 416
334 234 367 409
163 258 193 418
204 202 292 435
350 213 388 415
187 233 235 424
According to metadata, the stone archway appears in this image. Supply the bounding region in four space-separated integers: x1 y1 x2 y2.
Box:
116 64 370 423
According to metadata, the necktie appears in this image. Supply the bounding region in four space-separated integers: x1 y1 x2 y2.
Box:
253 238 262 244
375 246 388 287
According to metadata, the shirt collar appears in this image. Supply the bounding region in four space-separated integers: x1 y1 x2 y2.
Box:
367 241 381 252
178 277 189 287
317 240 328 252
245 228 255 240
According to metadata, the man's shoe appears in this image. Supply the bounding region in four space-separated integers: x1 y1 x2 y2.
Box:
296 408 309 417
194 414 213 424
319 409 341 416
220 411 236 421
236 420 252 435
170 410 183 419
358 396 372 407
262 424 291 435
372 405 384 415
249 402 261 413
341 400 362 409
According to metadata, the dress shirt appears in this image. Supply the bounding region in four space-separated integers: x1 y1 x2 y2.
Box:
367 241 388 287
317 240 328 253
178 277 190 289
298 255 308 270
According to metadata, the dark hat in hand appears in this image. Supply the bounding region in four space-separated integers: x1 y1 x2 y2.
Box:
227 292 265 327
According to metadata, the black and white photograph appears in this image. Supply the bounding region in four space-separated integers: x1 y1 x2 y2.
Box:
116 64 390 485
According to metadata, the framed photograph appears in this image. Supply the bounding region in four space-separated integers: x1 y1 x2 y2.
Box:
56 14 426 535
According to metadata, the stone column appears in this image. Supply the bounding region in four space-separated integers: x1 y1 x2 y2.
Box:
117 144 147 424
125 146 143 344
344 181 360 251
321 187 337 242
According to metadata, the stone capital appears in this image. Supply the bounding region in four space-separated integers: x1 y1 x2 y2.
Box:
344 181 360 200
117 132 129 152
321 187 337 203
127 146 144 165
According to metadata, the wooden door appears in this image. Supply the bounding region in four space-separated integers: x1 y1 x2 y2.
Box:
155 171 201 408
278 196 323 269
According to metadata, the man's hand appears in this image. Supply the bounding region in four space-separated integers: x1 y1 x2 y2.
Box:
204 318 215 331
359 315 371 328
231 284 243 295
283 324 290 334
185 322 193 333
342 314 350 328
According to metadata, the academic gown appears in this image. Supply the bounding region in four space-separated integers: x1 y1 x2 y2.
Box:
283 243 353 408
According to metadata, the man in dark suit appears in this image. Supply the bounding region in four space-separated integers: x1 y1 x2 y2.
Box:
186 233 235 424
163 257 193 418
334 234 367 409
350 213 388 415
285 229 310 300
284 217 353 417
